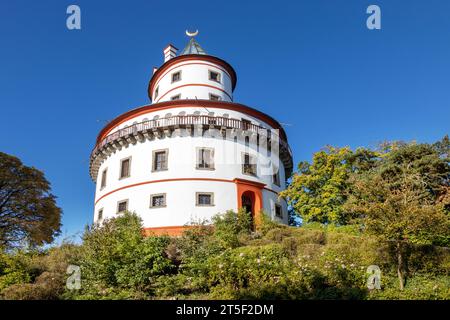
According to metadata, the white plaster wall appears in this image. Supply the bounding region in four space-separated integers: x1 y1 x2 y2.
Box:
96 180 237 227
152 60 233 103
263 190 289 225
110 107 282 143
93 132 287 227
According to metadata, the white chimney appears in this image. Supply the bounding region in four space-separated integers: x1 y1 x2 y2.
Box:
163 44 178 62
153 67 158 74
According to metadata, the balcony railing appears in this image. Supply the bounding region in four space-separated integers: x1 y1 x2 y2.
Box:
91 115 292 159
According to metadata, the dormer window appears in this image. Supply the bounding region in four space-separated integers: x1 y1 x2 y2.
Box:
171 94 181 100
171 71 181 83
209 70 221 83
209 93 221 101
154 86 159 99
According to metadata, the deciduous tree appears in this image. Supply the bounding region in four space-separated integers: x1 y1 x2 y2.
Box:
0 152 61 249
345 142 450 290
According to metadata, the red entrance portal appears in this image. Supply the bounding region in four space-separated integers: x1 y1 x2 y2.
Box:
234 178 265 228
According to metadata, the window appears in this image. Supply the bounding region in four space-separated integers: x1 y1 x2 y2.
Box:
197 148 214 170
100 168 107 189
154 86 159 99
171 71 181 83
196 192 214 206
117 200 128 213
171 94 181 100
272 167 280 186
97 208 103 221
150 193 166 208
209 93 221 101
242 153 257 176
275 204 283 218
152 149 168 171
209 70 221 83
119 157 131 179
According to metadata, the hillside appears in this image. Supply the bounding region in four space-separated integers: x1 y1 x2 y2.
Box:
1 211 448 300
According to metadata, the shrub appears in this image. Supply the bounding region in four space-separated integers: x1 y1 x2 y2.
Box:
72 212 173 299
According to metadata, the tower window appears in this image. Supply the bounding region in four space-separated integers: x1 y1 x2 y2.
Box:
119 157 131 179
154 86 159 99
171 94 181 100
273 166 280 186
150 193 166 208
209 93 221 101
152 149 168 171
196 192 214 206
197 148 214 170
171 71 181 83
275 204 283 218
98 208 103 221
100 168 107 189
242 153 257 176
117 200 128 213
209 70 221 83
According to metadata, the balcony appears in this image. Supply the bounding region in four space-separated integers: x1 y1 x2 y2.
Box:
89 115 293 180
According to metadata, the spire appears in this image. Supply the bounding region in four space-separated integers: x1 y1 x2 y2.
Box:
180 30 206 55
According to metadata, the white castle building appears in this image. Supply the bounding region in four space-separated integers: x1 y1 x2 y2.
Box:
89 33 293 235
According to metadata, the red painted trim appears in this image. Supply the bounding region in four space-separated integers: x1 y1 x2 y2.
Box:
95 100 287 143
152 62 232 95
155 83 232 103
149 54 237 99
233 178 266 189
143 225 195 237
95 177 279 205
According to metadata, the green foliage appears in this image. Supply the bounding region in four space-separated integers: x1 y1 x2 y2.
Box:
368 274 450 300
0 152 62 249
211 209 253 248
280 146 379 225
73 212 174 299
0 212 448 300
0 250 33 292
0 243 80 300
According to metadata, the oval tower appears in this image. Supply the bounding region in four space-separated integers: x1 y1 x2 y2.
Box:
89 32 293 235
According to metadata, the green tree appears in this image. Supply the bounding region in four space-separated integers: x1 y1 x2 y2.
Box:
0 152 61 249
280 146 378 225
75 212 173 299
345 142 450 290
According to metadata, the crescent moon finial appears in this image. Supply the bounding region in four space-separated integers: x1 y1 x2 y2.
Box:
186 29 199 37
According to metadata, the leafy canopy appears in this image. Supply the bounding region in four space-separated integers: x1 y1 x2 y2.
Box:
0 152 62 249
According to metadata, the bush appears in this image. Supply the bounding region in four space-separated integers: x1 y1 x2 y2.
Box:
0 243 80 300
368 274 450 300
71 212 174 299
211 209 253 248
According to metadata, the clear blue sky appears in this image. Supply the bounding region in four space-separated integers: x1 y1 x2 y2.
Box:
0 1 449 242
